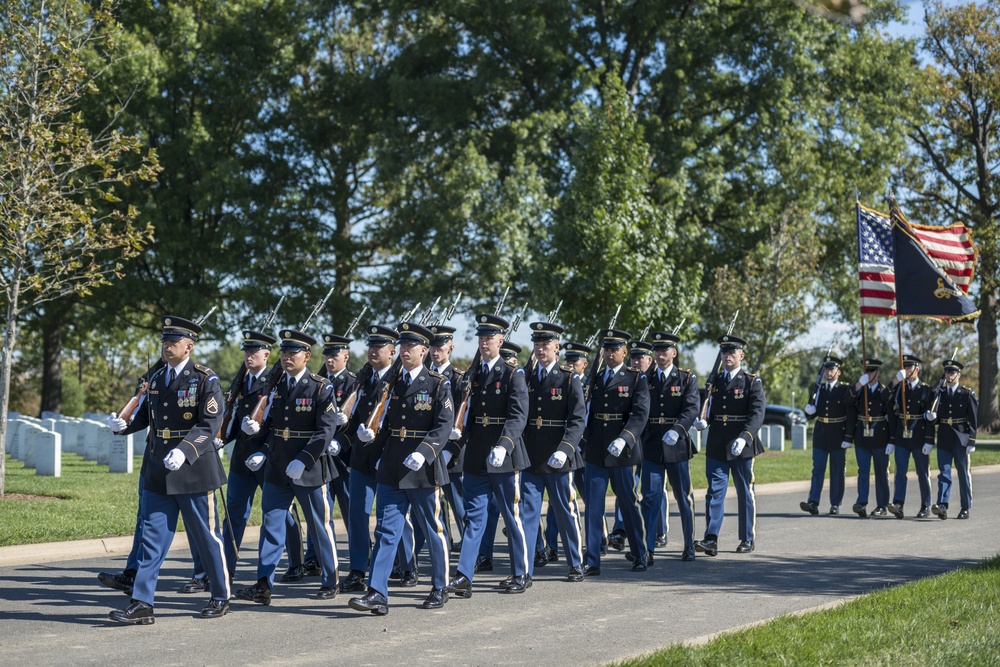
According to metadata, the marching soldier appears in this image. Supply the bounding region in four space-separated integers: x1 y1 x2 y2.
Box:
885 355 935 519
693 334 765 556
627 340 665 551
849 359 892 517
800 356 854 516
929 358 978 520
233 329 340 605
447 314 530 596
640 332 700 561
348 322 454 615
106 316 231 624
520 322 587 582
500 340 522 365
428 325 466 549
581 329 650 575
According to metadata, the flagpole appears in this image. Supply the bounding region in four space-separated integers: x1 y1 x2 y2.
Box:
895 315 909 438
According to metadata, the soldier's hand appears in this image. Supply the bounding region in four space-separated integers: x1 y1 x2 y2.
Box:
693 419 708 431
357 425 375 443
858 373 870 386
326 439 341 456
245 453 265 471
333 410 349 426
241 416 260 435
924 410 937 422
662 430 679 446
547 451 568 468
213 437 225 451
403 452 425 471
804 403 817 416
163 448 185 471
968 445 976 454
487 446 507 467
107 412 127 432
730 437 747 456
895 370 905 383
449 427 463 441
885 444 895 456
607 438 626 457
921 443 933 456
285 459 306 480
840 440 852 449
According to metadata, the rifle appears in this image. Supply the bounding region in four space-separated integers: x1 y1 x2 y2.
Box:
671 318 687 336
327 305 373 418
436 292 463 326
547 300 563 323
639 320 653 341
452 289 512 431
420 297 441 326
582 305 622 404
698 309 739 422
344 306 367 338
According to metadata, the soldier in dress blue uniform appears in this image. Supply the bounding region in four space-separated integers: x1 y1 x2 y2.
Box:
625 340 666 551
348 322 455 615
640 332 700 561
848 359 892 517
581 329 650 575
339 326 401 593
800 356 854 516
520 322 587 582
929 358 978 520
107 316 231 624
693 334 765 556
233 329 341 604
886 355 935 519
447 314 531 596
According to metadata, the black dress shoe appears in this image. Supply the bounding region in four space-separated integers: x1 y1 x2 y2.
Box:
852 503 868 518
957 509 969 519
871 506 888 517
200 599 229 619
316 586 338 600
421 589 448 609
534 552 548 568
109 599 154 625
654 534 667 548
608 530 626 551
398 571 419 587
502 575 532 594
388 566 403 580
631 553 648 572
279 566 303 583
339 571 367 593
447 574 473 598
582 565 601 577
800 501 819 515
600 542 608 556
916 505 930 519
736 540 754 553
681 549 696 562
450 540 463 553
888 502 904 519
474 555 493 573
496 575 514 589
829 505 840 515
546 548 558 562
181 577 209 594
98 571 134 595
566 567 584 582
694 539 718 557
300 559 322 577
234 581 271 605
931 504 948 520
348 589 388 615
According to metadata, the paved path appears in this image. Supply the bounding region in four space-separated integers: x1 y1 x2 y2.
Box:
1 468 999 666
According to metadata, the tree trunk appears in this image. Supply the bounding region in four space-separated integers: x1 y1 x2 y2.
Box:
977 289 1000 433
1 291 20 497
39 306 65 415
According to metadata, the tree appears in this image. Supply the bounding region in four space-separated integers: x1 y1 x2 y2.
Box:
0 0 157 494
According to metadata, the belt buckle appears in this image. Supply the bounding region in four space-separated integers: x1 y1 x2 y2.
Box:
281 428 290 440
722 415 728 423
400 427 407 438
535 417 543 429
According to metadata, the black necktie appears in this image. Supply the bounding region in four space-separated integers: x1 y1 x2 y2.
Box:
246 374 253 394
539 367 547 383
166 368 175 386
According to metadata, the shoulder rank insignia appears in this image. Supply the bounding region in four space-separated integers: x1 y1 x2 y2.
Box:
206 396 219 414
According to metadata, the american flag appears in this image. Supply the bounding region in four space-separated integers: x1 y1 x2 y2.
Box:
897 213 976 295
857 204 896 316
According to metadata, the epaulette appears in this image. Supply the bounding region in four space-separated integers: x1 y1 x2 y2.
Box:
560 364 573 374
427 369 445 379
347 370 357 379
505 358 518 368
310 372 330 384
193 363 213 376
744 372 758 382
838 380 849 387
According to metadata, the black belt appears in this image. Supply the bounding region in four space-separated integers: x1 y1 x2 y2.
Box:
713 415 747 423
474 416 507 426
940 418 967 425
155 429 187 439
857 416 887 423
389 428 428 439
816 416 847 424
274 429 315 441
648 417 677 425
595 413 624 421
528 418 567 429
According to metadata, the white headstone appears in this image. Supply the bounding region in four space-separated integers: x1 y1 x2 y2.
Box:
83 411 106 422
7 418 30 459
7 411 21 419
688 427 701 453
82 421 110 465
792 423 808 449
41 410 61 420
759 427 770 450
22 424 49 469
35 430 61 476
769 424 786 451
109 433 134 473
53 419 79 456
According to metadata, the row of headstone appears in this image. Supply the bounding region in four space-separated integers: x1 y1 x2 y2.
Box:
6 412 141 475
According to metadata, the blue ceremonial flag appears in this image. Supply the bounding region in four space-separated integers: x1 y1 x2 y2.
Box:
890 203 979 323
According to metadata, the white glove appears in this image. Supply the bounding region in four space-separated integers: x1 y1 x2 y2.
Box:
858 373 870 386
693 419 708 431
488 446 507 467
441 450 453 466
403 452 426 471
730 437 746 456
662 430 679 446
804 403 817 416
241 416 260 435
841 441 852 449
895 370 905 382
245 453 265 471
921 443 933 456
924 411 937 421
213 437 225 451
357 424 375 443
107 412 127 432
163 448 185 471
607 438 626 457
285 459 306 479
885 444 895 456
449 427 463 441
968 445 976 454
547 450 568 468
326 439 341 456
334 410 349 426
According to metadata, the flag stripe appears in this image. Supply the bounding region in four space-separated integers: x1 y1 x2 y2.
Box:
857 204 897 316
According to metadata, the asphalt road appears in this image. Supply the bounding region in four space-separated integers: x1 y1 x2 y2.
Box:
2 468 999 666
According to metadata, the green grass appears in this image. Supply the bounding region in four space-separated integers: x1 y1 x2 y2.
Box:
613 554 1000 667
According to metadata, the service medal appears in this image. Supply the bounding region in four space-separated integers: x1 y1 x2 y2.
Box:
183 412 193 420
